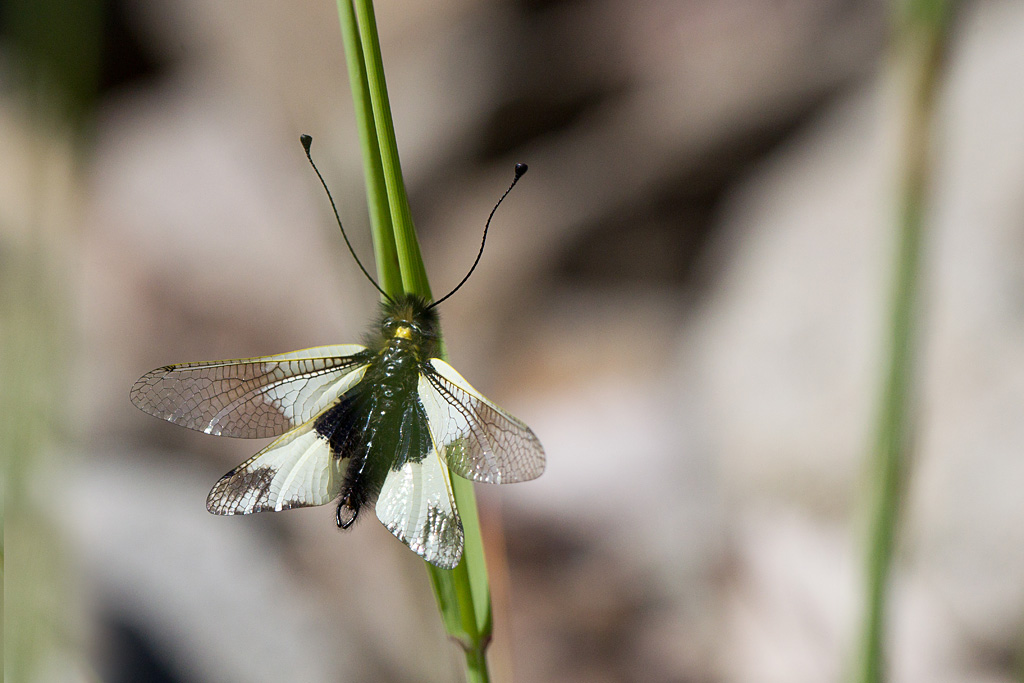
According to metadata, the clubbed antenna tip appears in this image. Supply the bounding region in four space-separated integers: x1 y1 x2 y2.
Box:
300 133 392 303
427 161 529 310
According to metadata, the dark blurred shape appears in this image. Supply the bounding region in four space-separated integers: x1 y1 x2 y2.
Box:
97 0 166 95
507 518 676 683
552 187 720 289
479 86 612 160
3 0 104 126
475 0 624 161
514 0 590 14
97 613 189 683
552 88 844 290
2 0 165 128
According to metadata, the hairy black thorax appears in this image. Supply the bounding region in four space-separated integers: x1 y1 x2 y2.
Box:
364 293 440 359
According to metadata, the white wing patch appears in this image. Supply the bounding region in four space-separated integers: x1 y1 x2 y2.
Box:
207 417 344 515
262 358 368 426
375 447 464 570
420 359 545 484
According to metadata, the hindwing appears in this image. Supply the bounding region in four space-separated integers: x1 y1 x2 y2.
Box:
206 413 345 515
375 426 464 569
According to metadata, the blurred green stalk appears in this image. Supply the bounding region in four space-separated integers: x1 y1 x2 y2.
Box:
4 0 104 679
855 1 954 682
335 2 493 681
1 228 65 683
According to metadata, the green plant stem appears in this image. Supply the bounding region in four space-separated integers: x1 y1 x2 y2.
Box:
335 0 401 296
335 2 493 680
855 2 953 682
351 0 430 297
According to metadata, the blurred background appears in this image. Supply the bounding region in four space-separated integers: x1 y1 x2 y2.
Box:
3 0 1024 681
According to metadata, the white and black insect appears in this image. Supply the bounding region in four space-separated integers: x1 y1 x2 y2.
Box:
130 136 545 569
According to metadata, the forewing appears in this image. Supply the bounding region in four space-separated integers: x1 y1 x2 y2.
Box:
375 432 464 569
131 344 369 438
420 359 545 484
207 416 344 515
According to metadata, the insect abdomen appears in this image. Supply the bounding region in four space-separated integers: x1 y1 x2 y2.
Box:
322 341 429 528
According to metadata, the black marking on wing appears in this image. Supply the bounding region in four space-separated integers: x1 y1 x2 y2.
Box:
131 350 371 439
310 387 370 527
207 466 278 514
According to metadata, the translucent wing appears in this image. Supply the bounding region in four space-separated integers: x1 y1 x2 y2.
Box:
375 437 464 569
420 359 545 484
207 415 345 515
130 345 369 439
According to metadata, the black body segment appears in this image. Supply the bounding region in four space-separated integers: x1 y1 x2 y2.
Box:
315 323 435 528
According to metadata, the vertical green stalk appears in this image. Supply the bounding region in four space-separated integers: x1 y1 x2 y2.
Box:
335 0 401 296
4 0 103 678
855 2 954 682
336 2 493 681
350 0 430 297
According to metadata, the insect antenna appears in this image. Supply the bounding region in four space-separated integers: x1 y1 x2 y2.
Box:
428 163 528 310
301 134 393 303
